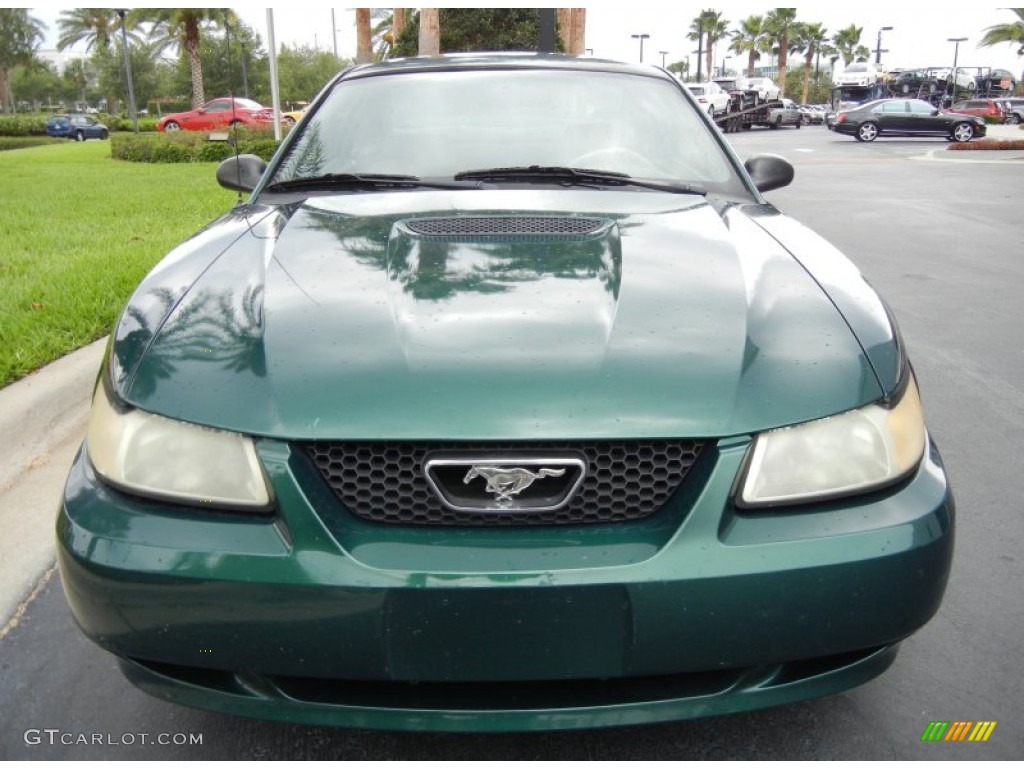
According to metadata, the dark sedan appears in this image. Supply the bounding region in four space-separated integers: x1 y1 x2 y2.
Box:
974 68 1017 95
833 98 986 142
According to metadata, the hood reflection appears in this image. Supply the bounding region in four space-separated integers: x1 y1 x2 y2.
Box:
385 218 622 365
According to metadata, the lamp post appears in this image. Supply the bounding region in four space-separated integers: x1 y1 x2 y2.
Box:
116 10 137 133
331 9 338 59
947 37 967 105
874 26 892 65
631 33 650 63
659 50 669 68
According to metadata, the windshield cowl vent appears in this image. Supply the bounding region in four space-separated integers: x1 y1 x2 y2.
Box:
403 216 607 242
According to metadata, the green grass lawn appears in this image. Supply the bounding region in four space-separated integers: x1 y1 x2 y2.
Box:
0 140 240 387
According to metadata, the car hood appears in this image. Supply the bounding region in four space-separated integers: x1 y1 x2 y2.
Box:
112 190 891 440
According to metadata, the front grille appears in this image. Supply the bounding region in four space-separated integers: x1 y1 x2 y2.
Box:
301 440 705 526
404 216 605 240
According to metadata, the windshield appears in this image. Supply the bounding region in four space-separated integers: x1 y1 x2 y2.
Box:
269 68 742 194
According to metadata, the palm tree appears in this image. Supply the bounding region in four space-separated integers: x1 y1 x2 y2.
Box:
730 15 765 77
791 22 828 103
143 9 226 108
702 11 730 80
687 9 719 81
832 24 865 67
355 9 373 63
56 8 136 114
64 58 92 109
419 8 440 55
763 8 798 98
980 8 1024 56
56 8 123 52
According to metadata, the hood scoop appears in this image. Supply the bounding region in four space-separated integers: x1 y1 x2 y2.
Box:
403 215 608 241
385 214 622 367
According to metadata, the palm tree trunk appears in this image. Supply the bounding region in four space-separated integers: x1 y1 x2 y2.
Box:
569 9 586 54
706 37 714 80
557 8 571 51
419 8 440 55
355 9 372 64
0 67 12 113
185 23 204 108
777 34 788 98
393 9 407 41
801 52 813 103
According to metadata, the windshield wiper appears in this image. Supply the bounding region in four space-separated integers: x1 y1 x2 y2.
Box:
263 173 482 193
452 166 706 195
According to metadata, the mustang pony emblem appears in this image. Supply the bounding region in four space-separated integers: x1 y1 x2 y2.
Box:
463 465 567 504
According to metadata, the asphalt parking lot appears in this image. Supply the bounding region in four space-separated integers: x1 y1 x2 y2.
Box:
1 124 1022 759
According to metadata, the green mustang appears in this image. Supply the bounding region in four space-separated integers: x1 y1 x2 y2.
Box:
57 55 953 731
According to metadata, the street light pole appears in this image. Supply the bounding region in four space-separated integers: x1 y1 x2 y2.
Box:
116 9 137 133
947 37 967 105
631 33 650 63
331 9 338 59
659 50 668 68
875 26 892 65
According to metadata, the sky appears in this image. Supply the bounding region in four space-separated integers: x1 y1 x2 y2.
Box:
23 3 1024 78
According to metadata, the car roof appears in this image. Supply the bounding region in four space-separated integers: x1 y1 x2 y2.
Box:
342 52 670 82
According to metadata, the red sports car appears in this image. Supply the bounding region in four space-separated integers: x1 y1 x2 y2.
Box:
157 97 274 132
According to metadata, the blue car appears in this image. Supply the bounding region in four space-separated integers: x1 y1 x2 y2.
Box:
45 114 109 141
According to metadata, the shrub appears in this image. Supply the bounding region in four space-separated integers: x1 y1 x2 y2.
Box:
0 136 64 151
947 138 1024 150
150 140 194 163
0 115 49 137
243 139 281 162
99 115 159 132
196 141 235 163
111 131 282 163
0 113 158 136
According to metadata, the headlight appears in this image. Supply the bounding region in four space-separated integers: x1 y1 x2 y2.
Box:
86 383 272 510
739 374 926 507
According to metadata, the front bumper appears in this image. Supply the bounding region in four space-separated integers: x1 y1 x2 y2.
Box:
57 437 954 731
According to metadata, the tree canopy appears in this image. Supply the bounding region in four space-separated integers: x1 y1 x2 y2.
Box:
392 9 561 57
0 9 47 112
980 8 1024 56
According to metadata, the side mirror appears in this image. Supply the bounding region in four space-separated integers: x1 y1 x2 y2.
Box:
931 109 940 116
197 108 206 114
744 153 794 193
216 154 267 193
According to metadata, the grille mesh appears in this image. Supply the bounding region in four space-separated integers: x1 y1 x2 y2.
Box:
404 216 604 239
301 440 705 526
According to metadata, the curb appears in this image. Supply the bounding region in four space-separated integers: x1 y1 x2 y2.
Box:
0 337 106 626
0 337 106 493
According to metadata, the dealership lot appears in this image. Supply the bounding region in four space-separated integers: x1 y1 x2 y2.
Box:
1 126 1021 759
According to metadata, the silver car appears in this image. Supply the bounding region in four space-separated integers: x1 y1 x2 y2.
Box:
767 98 802 129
